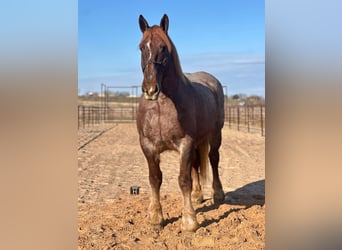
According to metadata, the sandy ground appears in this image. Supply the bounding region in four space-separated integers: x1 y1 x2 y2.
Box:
78 123 265 249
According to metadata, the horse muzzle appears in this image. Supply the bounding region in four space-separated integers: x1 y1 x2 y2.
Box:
142 83 160 100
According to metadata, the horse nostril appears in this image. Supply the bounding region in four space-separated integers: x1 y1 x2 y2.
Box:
148 87 155 95
148 84 160 95
142 83 160 100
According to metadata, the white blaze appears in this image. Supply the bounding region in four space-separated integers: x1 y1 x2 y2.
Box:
146 40 152 61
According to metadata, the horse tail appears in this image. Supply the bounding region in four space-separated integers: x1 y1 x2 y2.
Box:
199 141 210 186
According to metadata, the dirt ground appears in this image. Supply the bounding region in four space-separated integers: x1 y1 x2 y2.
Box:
78 123 265 249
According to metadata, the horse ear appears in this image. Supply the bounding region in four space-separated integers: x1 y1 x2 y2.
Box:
160 14 169 33
139 15 149 33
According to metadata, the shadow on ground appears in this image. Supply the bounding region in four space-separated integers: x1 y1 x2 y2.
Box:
225 179 265 206
162 180 265 228
195 179 265 228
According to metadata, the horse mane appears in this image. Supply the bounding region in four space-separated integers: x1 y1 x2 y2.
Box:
139 26 185 81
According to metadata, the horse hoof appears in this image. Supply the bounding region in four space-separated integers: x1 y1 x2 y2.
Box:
148 217 164 230
191 191 204 204
181 214 200 232
213 190 225 204
191 196 203 204
148 209 164 227
181 220 199 232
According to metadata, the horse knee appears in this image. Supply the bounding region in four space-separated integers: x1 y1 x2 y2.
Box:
178 174 191 192
149 171 162 188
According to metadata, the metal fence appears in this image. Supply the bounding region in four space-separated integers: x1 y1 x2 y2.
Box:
77 106 137 129
78 104 265 136
226 105 265 136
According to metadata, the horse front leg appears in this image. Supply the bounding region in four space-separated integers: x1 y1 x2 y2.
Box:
148 160 164 229
179 139 200 232
141 142 164 229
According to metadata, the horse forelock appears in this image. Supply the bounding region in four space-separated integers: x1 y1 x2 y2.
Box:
139 26 184 80
139 26 171 52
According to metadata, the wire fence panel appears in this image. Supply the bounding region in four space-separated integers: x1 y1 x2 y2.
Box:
78 104 265 136
225 105 265 136
77 106 137 129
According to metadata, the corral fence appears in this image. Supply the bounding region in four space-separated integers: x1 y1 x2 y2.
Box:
227 105 265 136
77 106 137 128
78 104 265 136
78 84 264 135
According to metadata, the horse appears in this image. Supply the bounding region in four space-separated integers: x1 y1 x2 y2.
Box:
136 14 225 232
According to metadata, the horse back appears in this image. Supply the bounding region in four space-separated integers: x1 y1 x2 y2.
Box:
185 71 225 129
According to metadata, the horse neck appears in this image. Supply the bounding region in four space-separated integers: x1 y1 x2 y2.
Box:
162 44 188 96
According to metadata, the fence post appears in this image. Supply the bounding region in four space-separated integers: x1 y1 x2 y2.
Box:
91 106 94 126
82 106 85 128
260 105 264 136
247 106 250 133
88 107 91 127
78 106 80 130
96 107 99 124
96 106 99 124
103 106 105 122
244 105 247 128
252 106 254 126
228 106 231 128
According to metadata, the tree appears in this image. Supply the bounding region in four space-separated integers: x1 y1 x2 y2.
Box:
246 95 265 105
232 94 240 100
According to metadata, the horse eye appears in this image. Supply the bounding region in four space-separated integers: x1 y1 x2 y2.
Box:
161 45 167 53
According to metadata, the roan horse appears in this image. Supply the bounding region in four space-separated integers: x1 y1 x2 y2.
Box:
136 14 225 232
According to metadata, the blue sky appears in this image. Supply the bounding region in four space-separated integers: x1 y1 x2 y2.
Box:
78 1 264 97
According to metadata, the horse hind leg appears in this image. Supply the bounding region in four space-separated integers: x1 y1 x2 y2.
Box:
191 149 203 204
191 142 210 203
209 132 225 203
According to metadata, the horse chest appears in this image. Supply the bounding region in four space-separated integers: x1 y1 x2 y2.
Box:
139 98 185 151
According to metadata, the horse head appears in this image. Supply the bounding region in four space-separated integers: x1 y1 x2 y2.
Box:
138 14 172 100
